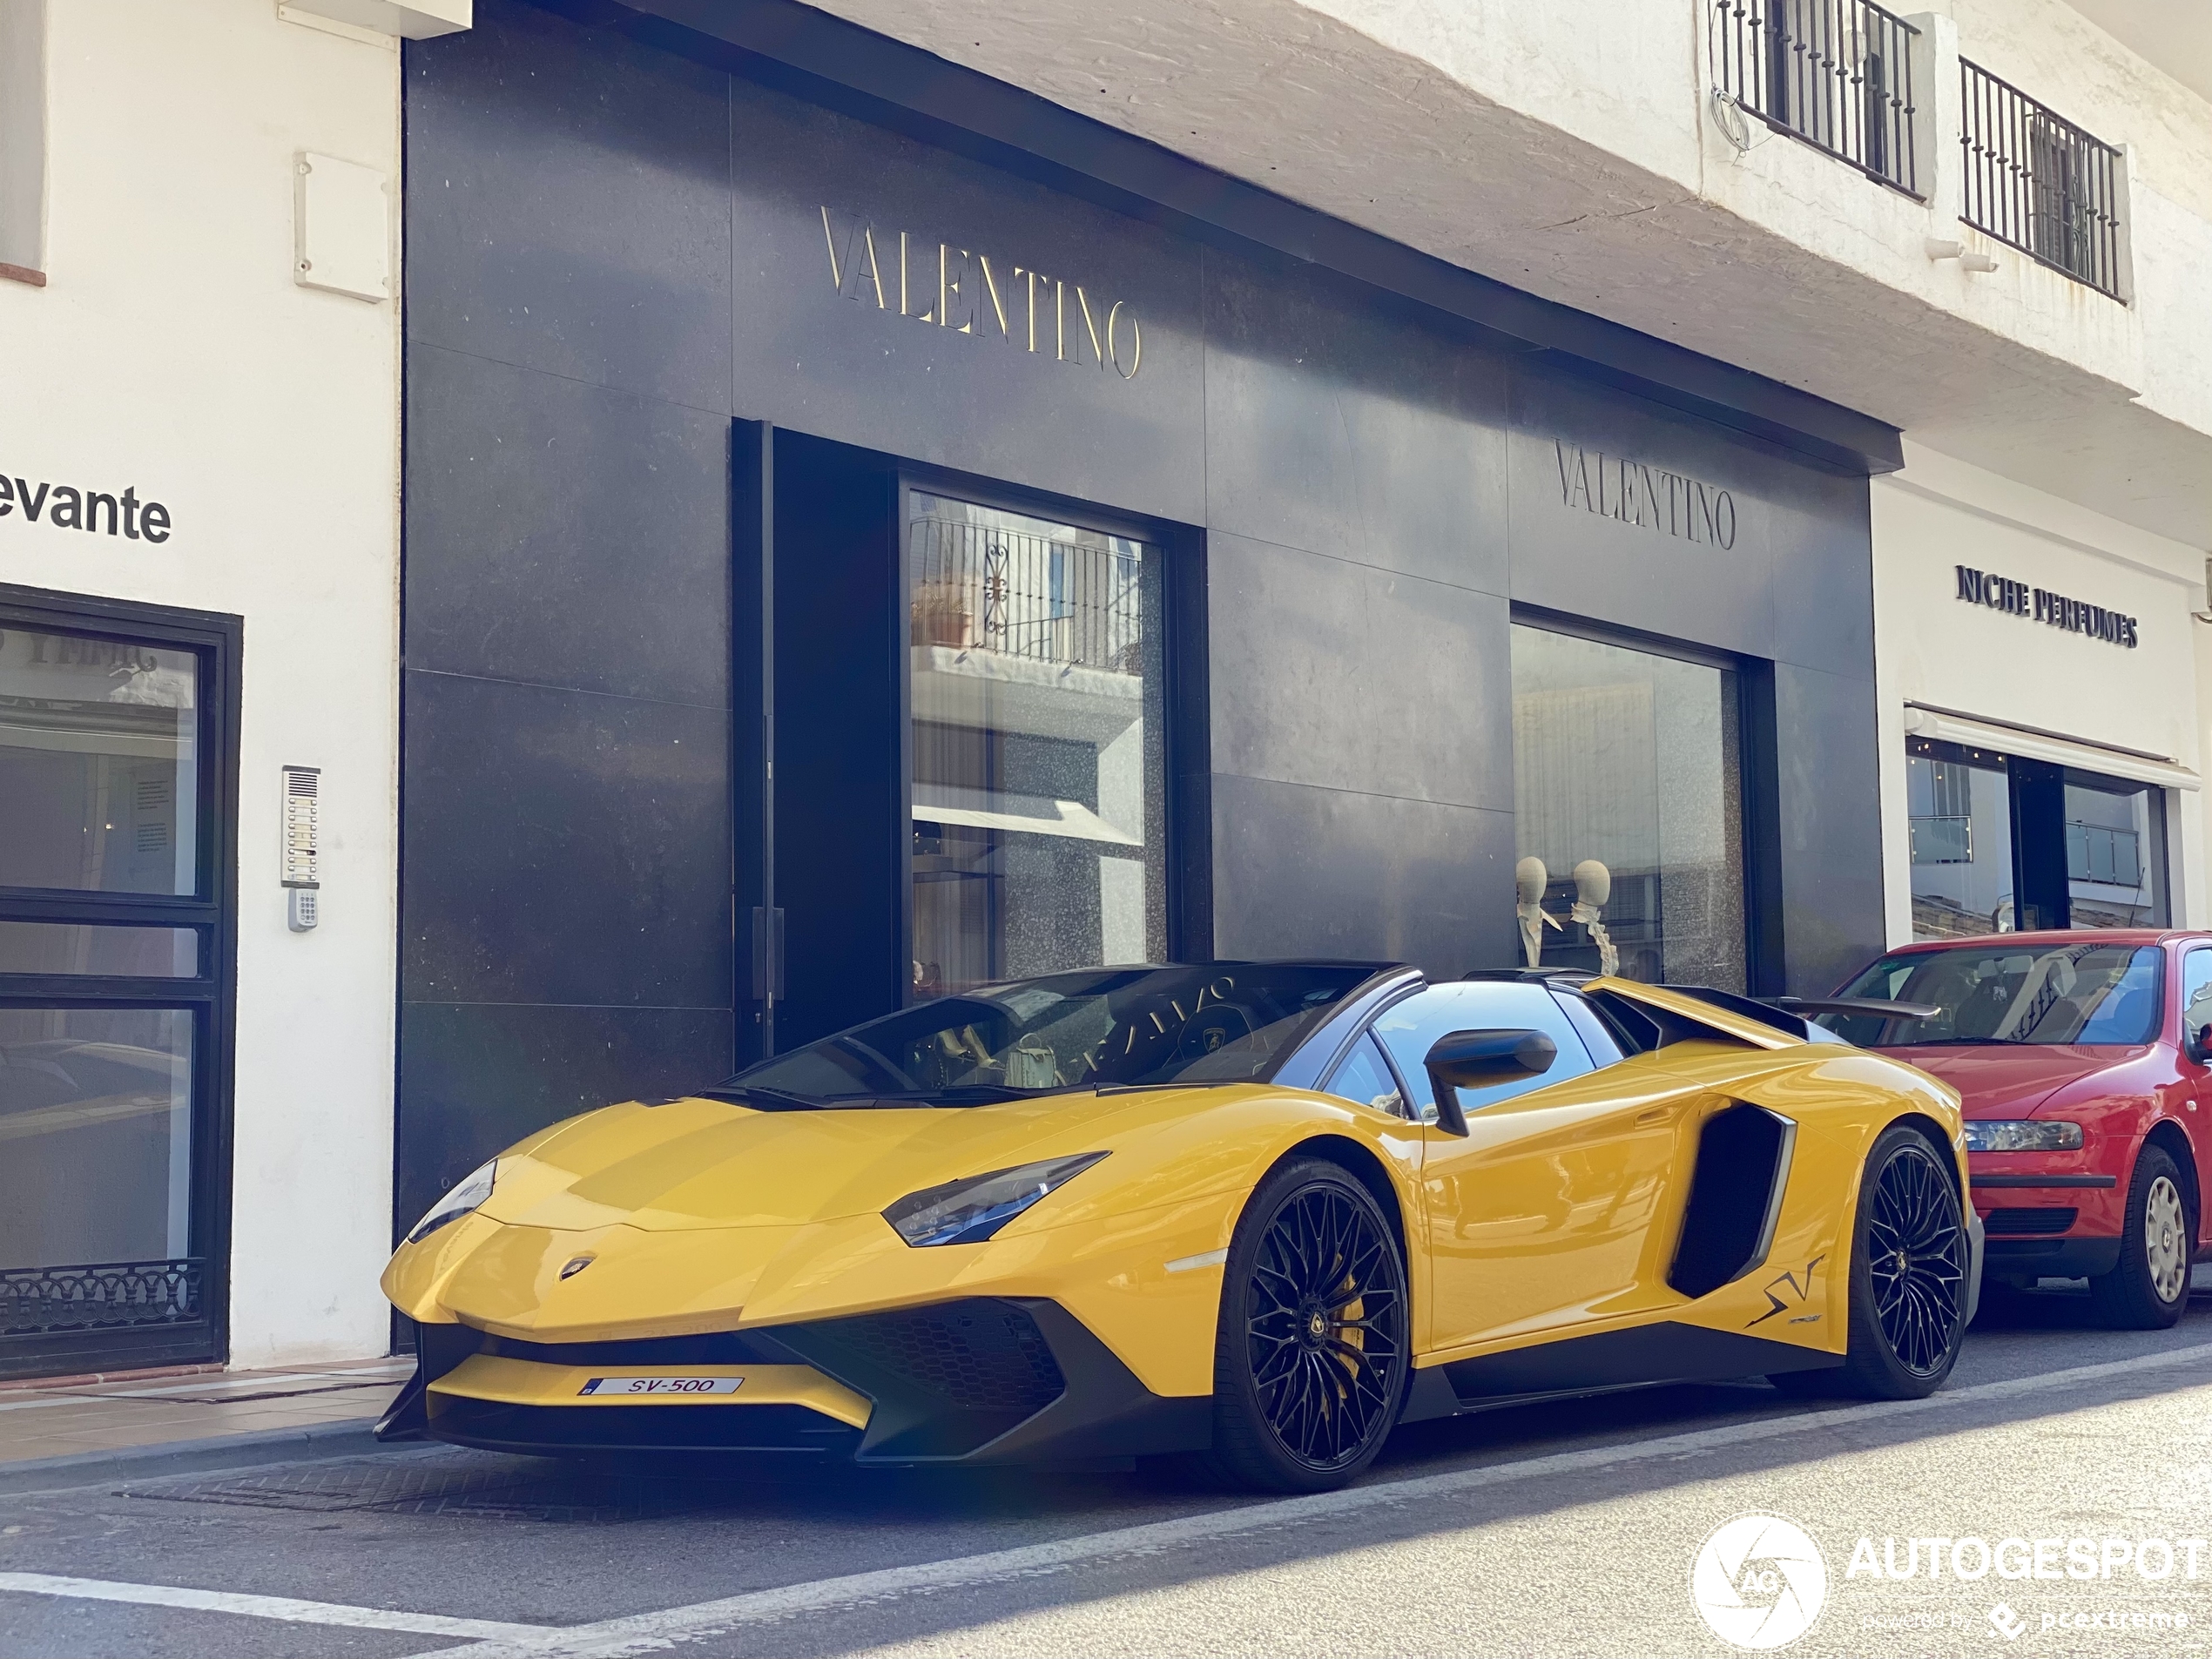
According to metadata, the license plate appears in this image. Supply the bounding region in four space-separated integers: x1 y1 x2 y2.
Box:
577 1375 745 1397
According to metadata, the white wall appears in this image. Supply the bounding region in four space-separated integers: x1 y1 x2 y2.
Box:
0 0 401 1367
1871 442 2208 945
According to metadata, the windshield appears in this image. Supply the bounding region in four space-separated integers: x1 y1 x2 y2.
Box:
715 963 1380 1106
1822 942 2164 1048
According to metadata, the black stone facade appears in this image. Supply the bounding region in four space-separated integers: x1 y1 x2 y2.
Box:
395 0 1887 1230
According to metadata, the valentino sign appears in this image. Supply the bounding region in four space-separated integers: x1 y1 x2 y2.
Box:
1956 564 2138 648
1554 441 1737 550
819 206 1143 379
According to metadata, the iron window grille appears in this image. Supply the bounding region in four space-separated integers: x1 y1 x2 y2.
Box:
1959 58 2126 299
1711 0 1923 197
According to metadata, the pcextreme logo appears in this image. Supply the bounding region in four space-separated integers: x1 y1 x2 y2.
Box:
1692 1514 1829 1649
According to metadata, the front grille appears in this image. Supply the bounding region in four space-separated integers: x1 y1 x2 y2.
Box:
796 1300 1064 1416
1985 1207 2077 1236
475 1329 801 1367
428 1396 858 1455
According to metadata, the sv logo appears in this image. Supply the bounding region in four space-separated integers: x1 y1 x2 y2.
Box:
1747 1256 1824 1327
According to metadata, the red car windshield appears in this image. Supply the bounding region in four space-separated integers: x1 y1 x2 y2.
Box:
1826 941 2163 1048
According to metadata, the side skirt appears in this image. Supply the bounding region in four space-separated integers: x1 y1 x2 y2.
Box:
1433 1321 1842 1409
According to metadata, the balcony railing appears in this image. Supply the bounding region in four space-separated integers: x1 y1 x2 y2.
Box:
1959 59 2125 298
1711 0 1922 196
909 516 1144 677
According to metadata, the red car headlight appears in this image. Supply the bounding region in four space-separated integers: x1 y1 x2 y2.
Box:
1963 1121 2084 1153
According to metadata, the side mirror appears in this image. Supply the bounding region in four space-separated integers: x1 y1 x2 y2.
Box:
1423 1028 1557 1134
2188 1023 2212 1067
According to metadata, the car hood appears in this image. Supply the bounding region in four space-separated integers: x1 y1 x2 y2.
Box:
1872 1045 2136 1117
475 1089 1204 1233
388 1084 1278 1341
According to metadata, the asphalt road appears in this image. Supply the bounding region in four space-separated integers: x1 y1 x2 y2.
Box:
3 1278 2210 1659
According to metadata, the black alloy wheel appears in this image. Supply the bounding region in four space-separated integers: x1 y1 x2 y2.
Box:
1866 1130 1970 1375
1207 1159 1409 1492
1771 1124 1967 1400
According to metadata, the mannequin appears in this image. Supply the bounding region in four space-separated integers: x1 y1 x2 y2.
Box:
1571 859 1619 976
1514 856 1562 968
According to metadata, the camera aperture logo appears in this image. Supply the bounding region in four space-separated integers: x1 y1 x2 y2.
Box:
1693 1514 1829 1649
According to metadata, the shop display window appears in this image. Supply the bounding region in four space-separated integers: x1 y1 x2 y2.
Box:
1508 624 1747 990
1906 735 2167 937
1905 744 2014 938
906 492 1167 1001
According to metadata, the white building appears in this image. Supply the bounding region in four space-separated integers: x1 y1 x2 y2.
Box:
0 0 449 1383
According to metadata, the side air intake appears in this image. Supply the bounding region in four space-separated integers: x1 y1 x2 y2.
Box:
1669 1104 1797 1299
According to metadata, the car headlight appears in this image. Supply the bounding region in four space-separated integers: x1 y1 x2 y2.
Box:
1963 1121 2084 1153
405 1158 497 1244
883 1152 1109 1247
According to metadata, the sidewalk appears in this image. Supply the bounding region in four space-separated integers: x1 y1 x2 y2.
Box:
0 1357 412 1492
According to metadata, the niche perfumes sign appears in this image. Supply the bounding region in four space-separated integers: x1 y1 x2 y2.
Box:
819 206 1143 380
1955 565 2138 649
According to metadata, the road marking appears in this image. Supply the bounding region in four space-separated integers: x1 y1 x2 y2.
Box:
410 1340 2212 1659
0 1572 556 1640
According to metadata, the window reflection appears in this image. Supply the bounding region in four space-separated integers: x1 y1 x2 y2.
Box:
0 1008 194 1274
0 922 199 977
2064 777 2163 927
1509 625 1744 989
907 492 1164 1002
0 627 199 895
1908 743 2014 938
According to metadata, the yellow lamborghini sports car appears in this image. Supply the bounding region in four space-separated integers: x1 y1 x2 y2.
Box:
377 962 1982 1493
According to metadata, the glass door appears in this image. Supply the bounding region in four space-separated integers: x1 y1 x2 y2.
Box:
0 593 235 1380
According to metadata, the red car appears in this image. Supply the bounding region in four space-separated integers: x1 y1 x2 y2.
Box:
1819 930 2205 1329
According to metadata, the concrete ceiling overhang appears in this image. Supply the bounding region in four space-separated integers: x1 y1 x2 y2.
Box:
543 0 2210 543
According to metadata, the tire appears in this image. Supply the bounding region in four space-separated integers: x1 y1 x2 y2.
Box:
1767 1124 1968 1399
2087 1144 2193 1331
1204 1158 1410 1493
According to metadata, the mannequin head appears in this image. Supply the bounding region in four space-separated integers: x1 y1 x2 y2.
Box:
1573 859 1611 909
1515 856 1548 907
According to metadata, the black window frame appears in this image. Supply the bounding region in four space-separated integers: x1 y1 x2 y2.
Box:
0 583 240 1381
1905 735 2170 934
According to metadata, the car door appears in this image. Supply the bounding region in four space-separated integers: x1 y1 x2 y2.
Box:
1371 981 1703 1355
2175 946 2212 1221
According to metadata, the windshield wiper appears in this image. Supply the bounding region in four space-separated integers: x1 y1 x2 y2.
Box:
698 1083 834 1111
865 1084 1041 1104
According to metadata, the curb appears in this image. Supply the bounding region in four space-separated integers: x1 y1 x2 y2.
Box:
0 1416 400 1498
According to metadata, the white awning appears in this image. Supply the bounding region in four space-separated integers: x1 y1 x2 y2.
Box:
1904 704 2200 792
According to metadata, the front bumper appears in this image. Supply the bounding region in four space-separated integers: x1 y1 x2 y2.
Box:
377 1297 1211 1467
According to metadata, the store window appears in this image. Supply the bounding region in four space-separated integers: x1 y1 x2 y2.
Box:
0 601 234 1380
1906 736 2167 937
907 491 1166 1001
1508 624 1746 989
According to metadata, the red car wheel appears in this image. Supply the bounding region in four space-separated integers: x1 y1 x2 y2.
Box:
2087 1143 2194 1330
